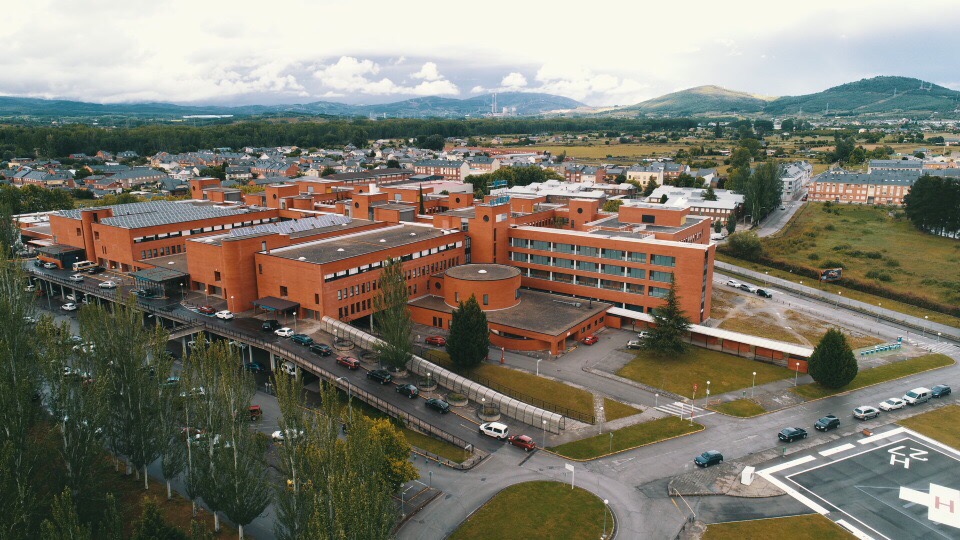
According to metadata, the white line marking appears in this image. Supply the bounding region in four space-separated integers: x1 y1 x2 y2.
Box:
858 427 906 445
901 427 960 457
836 519 876 540
757 471 830 514
756 454 817 475
819 443 856 457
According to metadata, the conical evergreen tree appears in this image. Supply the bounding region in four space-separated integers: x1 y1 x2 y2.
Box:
447 295 489 369
808 328 858 388
643 278 691 356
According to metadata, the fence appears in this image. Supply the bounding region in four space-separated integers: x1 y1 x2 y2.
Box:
320 317 567 434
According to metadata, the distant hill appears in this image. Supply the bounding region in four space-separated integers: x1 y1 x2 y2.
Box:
620 85 773 115
762 76 960 116
0 92 584 120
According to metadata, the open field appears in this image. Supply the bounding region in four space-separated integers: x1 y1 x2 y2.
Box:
715 252 960 329
603 397 642 421
703 514 852 540
791 353 954 400
403 428 470 463
760 202 960 313
710 398 766 417
617 347 795 397
449 482 609 540
899 404 960 450
548 417 703 460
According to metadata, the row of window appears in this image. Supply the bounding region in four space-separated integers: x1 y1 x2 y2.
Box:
510 238 677 267
141 244 184 260
525 268 669 296
322 242 462 283
513 252 674 281
132 218 275 244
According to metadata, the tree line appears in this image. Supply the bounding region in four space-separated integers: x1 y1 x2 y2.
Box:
903 175 960 237
0 118 699 159
0 261 415 539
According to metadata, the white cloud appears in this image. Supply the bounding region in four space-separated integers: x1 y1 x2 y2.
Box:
500 72 528 88
470 85 486 94
312 56 459 96
412 62 442 81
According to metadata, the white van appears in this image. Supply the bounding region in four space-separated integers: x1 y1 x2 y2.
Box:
902 387 931 405
72 260 96 272
281 361 298 378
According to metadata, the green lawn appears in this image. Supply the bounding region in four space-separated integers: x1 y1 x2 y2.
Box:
617 348 794 397
711 399 766 417
603 398 641 421
450 482 610 540
548 417 703 460
899 404 960 450
402 428 470 463
703 514 852 540
424 350 597 421
792 354 954 400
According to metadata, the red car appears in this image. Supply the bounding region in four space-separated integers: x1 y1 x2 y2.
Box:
508 434 537 451
581 335 599 345
198 305 216 315
425 336 446 346
336 356 360 370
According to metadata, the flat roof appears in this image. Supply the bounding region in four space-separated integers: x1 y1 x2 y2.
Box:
410 290 610 337
268 223 454 265
190 215 369 246
37 244 85 255
445 264 520 281
57 200 269 229
132 266 188 283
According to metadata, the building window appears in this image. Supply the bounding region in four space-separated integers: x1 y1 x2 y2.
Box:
280 285 288 297
602 249 624 260
76 228 81 236
603 265 624 276
258 264 263 275
214 271 221 282
94 231 100 240
531 254 551 266
510 238 529 248
628 252 646 263
578 261 597 273
628 268 646 279
554 257 574 269
315 293 320 304
650 254 676 267
641 214 656 224
554 243 575 254
649 286 669 298
650 270 673 283
580 246 599 257
455 292 459 302
531 240 550 251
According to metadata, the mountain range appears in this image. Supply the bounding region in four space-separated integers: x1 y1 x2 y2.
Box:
1 77 957 121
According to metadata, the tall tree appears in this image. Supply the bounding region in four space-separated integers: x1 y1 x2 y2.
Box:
373 258 413 371
713 219 723 234
272 370 314 540
447 294 489 369
725 212 737 235
643 278 691 356
703 185 718 201
808 329 858 388
724 231 763 261
368 418 418 491
40 489 92 540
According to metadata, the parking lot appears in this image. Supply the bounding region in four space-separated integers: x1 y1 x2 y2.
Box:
761 427 960 540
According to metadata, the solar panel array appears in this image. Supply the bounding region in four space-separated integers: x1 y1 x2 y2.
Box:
94 201 259 229
228 214 352 238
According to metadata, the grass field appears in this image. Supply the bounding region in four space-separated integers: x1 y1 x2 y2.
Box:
703 514 852 540
791 354 954 400
617 347 795 397
548 417 703 460
529 142 707 161
715 252 960 329
717 307 882 350
760 202 960 312
449 482 609 540
603 397 641 421
711 399 766 417
403 428 470 463
899 404 960 450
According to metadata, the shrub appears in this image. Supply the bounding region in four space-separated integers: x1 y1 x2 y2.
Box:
824 224 836 231
865 251 883 259
866 270 893 282
886 259 900 268
807 253 821 261
822 260 845 269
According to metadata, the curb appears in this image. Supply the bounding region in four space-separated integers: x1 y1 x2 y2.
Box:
544 422 706 462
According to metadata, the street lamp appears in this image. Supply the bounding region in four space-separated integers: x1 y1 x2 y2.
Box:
937 332 942 342
793 362 800 386
752 371 757 398
706 381 710 408
764 271 769 286
180 282 184 302
655 393 659 409
536 358 542 377
542 419 546 442
835 290 842 308
230 295 234 313
602 499 609 539
923 316 929 338
876 303 881 323
293 311 298 334
599 406 604 435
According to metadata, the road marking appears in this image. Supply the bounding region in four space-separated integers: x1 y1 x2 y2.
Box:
757 470 830 515
656 401 715 419
836 519 875 540
757 455 817 475
819 443 856 457
858 427 906 445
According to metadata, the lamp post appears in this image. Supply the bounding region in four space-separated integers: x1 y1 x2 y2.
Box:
599 406 604 435
835 290 842 308
427 372 432 388
705 380 710 408
923 316 929 338
655 393 659 409
293 311 297 334
752 371 757 398
937 332 941 343
876 303 881 323
764 271 769 286
542 419 546 442
230 295 234 313
794 362 800 386
602 499 609 539
536 358 542 377
180 282 184 303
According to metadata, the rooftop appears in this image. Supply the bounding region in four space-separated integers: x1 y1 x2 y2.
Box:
192 214 364 246
268 224 454 265
57 200 268 229
445 264 520 282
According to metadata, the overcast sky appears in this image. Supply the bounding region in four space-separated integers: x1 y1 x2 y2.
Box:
3 0 960 107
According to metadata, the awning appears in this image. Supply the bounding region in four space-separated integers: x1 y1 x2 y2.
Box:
252 296 300 313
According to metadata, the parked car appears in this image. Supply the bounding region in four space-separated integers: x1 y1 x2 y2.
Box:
261 319 281 332
694 450 723 468
725 280 740 288
508 434 537 451
43 262 57 269
903 387 932 405
366 369 393 384
291 333 313 345
24 284 35 292
425 398 450 414
814 415 840 431
637 331 651 339
98 280 117 289
853 406 881 420
336 356 361 369
271 429 304 443
68 273 84 282
626 340 642 350
87 266 107 274
280 361 297 377
197 305 216 315
309 343 333 356
275 327 295 338
215 310 234 320
778 427 808 442
479 422 509 440
738 284 757 294
248 405 262 421
66 293 77 302
396 384 419 398
581 335 599 345
755 289 773 298
879 398 905 411
425 335 446 346
62 302 78 311
779 205 787 211
932 384 952 398
244 361 264 374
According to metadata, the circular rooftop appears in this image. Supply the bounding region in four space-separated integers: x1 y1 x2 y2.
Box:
445 264 520 282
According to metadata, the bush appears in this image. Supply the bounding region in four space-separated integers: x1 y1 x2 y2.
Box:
832 244 851 251
866 270 893 282
807 253 821 261
865 251 883 259
824 224 836 231
722 231 763 261
822 260 845 269
886 259 901 268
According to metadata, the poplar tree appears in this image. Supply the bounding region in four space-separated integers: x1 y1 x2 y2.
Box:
447 294 489 369
373 258 413 371
273 370 314 540
808 329 858 388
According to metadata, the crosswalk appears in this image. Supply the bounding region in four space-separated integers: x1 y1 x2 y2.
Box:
656 401 715 419
926 342 959 356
